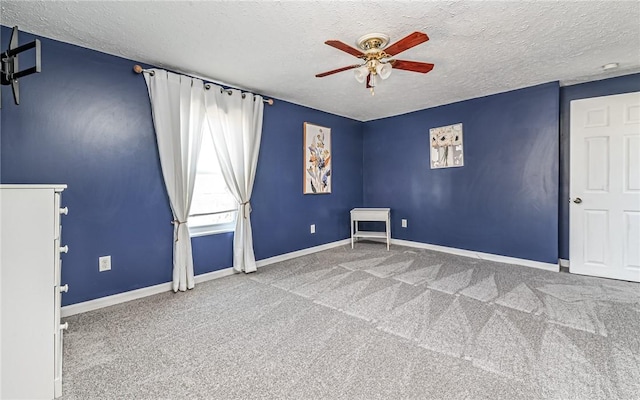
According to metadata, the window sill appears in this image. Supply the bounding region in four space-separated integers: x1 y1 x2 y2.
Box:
189 223 235 238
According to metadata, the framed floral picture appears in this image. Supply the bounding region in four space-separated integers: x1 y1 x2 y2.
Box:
304 122 332 194
430 123 464 169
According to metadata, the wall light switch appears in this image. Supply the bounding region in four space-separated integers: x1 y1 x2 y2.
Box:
99 255 111 272
402 219 408 228
310 224 316 234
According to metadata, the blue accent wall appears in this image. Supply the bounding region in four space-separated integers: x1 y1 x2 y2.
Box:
558 73 640 259
0 27 363 305
362 83 560 264
253 103 363 259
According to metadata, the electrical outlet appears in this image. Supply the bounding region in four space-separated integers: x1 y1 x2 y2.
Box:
402 219 408 228
99 255 111 272
310 224 316 234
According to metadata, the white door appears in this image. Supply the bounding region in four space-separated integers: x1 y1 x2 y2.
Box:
570 91 640 282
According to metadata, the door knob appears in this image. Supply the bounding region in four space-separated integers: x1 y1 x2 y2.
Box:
573 197 582 204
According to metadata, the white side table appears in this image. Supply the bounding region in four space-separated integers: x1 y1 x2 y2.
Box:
350 208 391 250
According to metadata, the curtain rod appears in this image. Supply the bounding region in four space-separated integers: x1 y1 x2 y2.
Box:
133 64 274 105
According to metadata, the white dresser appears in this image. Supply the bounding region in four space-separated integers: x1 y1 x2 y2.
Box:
0 185 69 399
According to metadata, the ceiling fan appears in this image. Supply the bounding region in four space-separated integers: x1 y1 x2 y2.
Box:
315 31 434 95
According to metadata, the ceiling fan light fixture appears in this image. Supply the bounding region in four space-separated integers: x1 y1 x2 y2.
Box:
376 62 393 79
354 65 368 83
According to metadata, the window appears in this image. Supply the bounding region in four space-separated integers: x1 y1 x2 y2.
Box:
189 132 237 237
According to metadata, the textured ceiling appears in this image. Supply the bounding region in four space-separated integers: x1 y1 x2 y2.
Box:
2 1 639 121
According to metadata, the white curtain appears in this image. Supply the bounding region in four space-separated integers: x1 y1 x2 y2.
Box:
204 85 264 273
143 69 205 291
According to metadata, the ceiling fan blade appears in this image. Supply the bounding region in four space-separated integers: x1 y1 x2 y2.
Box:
315 64 361 78
391 60 435 73
384 32 429 56
325 40 365 58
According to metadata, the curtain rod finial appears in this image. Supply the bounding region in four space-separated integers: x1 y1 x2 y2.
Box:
133 64 143 74
265 98 274 106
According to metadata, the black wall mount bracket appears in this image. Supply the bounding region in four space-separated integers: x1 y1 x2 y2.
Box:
1 26 42 107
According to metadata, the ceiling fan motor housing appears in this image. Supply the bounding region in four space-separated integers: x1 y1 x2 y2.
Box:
356 33 392 77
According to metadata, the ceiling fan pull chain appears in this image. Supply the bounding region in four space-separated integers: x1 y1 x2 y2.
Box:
369 74 376 96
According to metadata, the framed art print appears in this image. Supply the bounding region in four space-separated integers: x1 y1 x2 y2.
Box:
430 123 464 169
304 122 332 194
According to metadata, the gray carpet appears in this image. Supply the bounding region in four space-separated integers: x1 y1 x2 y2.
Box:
61 242 640 399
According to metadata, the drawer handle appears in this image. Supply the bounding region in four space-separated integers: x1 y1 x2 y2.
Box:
59 207 69 215
59 284 69 293
60 245 69 254
60 322 69 331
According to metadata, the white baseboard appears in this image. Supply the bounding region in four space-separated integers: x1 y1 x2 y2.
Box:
391 239 560 272
194 266 236 284
61 238 351 318
256 239 350 268
61 281 173 317
559 258 569 268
